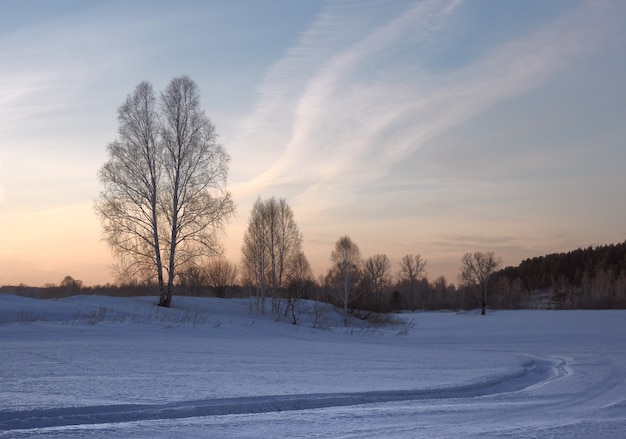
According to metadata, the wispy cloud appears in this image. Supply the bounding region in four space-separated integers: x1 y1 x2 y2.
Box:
231 0 617 216
0 4 171 141
231 0 461 197
0 5 167 210
0 21 115 126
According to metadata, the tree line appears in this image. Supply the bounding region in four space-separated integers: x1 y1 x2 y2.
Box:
9 240 626 314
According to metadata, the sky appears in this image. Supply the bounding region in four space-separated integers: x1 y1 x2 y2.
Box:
1 0 625 287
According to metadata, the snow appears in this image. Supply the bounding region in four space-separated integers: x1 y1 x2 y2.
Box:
1 294 625 438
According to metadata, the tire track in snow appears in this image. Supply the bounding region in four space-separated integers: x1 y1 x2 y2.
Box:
0 356 565 432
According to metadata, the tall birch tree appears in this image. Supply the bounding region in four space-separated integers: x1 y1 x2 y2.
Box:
96 76 235 307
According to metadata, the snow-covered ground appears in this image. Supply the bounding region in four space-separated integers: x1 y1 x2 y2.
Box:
1 294 625 438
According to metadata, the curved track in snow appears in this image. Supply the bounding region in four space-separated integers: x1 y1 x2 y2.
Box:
0 355 565 432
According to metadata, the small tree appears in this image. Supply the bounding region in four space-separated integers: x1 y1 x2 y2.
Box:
177 265 208 297
364 254 392 310
397 254 427 309
60 276 83 294
205 258 239 298
241 197 303 314
284 251 314 324
329 236 362 324
459 251 501 315
241 199 268 311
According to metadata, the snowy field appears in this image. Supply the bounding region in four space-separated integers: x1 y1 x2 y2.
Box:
1 294 625 438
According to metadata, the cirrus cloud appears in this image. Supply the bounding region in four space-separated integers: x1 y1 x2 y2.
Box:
230 0 618 218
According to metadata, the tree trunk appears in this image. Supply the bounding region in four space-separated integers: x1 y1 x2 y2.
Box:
481 288 487 315
153 193 167 307
162 239 176 308
159 216 177 308
343 261 349 325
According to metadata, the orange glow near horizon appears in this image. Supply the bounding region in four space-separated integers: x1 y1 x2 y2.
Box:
0 201 467 288
2 199 619 289
0 204 111 287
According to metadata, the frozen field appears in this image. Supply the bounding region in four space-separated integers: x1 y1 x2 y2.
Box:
1 294 625 438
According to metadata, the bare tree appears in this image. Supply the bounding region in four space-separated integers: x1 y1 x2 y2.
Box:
177 264 208 297
158 76 235 306
272 197 303 313
96 81 165 293
397 254 427 309
459 251 501 315
285 251 314 324
364 254 392 308
329 236 362 324
241 197 303 314
241 199 269 312
96 76 235 307
204 258 239 298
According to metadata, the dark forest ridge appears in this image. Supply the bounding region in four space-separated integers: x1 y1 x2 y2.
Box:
493 240 626 309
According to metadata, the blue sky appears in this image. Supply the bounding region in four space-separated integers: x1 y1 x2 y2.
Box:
1 0 625 286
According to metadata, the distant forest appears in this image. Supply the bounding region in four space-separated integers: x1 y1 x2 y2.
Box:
492 241 626 309
4 241 626 312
